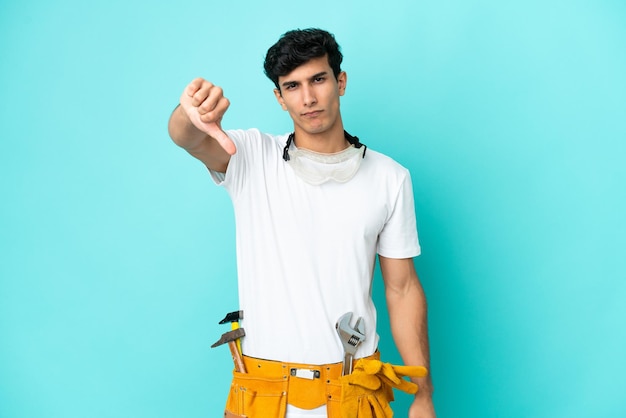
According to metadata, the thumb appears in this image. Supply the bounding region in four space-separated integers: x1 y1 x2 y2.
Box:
204 123 237 155
179 92 237 155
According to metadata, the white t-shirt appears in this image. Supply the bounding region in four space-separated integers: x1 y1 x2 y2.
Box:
210 128 420 365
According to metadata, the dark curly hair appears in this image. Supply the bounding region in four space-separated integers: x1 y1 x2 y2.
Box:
264 28 343 91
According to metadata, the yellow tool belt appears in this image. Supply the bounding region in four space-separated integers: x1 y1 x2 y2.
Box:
224 351 428 418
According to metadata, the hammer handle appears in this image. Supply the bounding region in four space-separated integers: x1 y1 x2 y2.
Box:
228 341 247 373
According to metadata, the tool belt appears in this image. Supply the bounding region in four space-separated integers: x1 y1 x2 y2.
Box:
224 351 428 418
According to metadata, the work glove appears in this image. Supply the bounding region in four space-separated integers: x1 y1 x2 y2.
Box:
339 359 428 418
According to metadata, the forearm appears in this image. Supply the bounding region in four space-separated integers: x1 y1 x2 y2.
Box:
380 255 434 398
386 281 433 394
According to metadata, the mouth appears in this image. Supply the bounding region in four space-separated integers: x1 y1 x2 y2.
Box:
302 110 323 118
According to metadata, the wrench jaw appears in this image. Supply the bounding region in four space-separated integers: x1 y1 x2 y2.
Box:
335 312 366 375
354 317 365 336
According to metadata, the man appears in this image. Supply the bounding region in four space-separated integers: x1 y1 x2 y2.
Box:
168 28 435 418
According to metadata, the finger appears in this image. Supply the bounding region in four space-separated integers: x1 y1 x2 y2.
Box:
180 88 203 115
184 77 205 98
199 96 229 123
192 83 215 108
179 88 194 111
198 86 223 114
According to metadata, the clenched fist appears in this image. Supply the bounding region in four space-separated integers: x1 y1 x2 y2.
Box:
179 78 237 155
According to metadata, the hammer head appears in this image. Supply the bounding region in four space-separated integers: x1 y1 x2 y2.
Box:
211 327 246 348
219 310 243 324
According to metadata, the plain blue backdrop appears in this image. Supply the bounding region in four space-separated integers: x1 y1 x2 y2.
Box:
1 1 625 417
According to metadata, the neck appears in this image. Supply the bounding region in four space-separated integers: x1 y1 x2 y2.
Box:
283 129 367 162
292 124 348 154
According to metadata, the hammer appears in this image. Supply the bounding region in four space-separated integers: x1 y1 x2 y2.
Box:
219 310 243 355
211 328 247 373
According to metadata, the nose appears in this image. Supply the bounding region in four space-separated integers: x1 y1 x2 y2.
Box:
302 85 317 107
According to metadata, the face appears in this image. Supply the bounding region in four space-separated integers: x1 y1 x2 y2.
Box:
274 55 347 138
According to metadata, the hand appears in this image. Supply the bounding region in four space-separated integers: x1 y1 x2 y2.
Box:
408 393 436 418
179 78 237 155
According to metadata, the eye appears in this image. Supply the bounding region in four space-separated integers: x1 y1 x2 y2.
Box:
313 76 325 83
285 82 298 90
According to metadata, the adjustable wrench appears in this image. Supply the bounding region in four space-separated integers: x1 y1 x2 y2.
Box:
335 312 366 375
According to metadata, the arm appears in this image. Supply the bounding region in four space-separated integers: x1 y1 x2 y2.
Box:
167 78 237 173
379 255 436 418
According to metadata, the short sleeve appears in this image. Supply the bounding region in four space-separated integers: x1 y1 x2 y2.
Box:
376 171 421 258
208 129 256 198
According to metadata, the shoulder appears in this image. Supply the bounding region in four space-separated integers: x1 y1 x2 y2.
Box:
223 129 291 173
226 129 288 145
361 148 411 180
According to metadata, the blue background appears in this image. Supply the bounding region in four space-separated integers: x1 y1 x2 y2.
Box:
1 1 625 417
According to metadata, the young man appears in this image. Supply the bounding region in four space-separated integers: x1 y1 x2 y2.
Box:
168 29 435 418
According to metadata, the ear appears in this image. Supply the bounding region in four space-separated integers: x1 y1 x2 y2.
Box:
274 88 287 110
337 71 347 96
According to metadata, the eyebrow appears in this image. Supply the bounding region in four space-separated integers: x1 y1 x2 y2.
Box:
281 71 329 88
